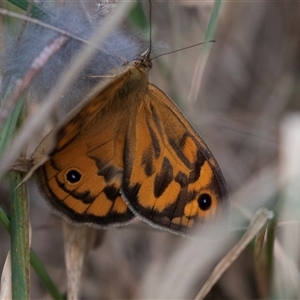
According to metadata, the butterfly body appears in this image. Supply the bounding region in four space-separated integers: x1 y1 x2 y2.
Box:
31 54 228 236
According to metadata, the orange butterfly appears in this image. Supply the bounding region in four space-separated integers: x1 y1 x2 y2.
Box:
30 49 228 236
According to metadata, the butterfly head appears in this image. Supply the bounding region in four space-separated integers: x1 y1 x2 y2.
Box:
138 48 152 70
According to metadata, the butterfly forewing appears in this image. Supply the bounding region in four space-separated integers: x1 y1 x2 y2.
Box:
35 70 137 227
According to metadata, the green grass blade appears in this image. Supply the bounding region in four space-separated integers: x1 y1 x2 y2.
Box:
0 205 10 231
204 0 222 43
9 171 30 300
0 95 24 161
7 0 50 19
201 0 222 56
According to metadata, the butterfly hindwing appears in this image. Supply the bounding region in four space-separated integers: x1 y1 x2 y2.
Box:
122 83 228 234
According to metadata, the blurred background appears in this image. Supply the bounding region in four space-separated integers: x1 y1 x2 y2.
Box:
0 0 300 299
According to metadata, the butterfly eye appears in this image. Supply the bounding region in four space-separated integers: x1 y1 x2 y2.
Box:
66 169 82 184
197 193 212 211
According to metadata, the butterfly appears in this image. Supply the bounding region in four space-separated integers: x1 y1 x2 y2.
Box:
28 48 228 236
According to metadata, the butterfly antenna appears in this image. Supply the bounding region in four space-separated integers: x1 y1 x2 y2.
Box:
148 0 152 58
141 0 152 61
150 40 215 61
